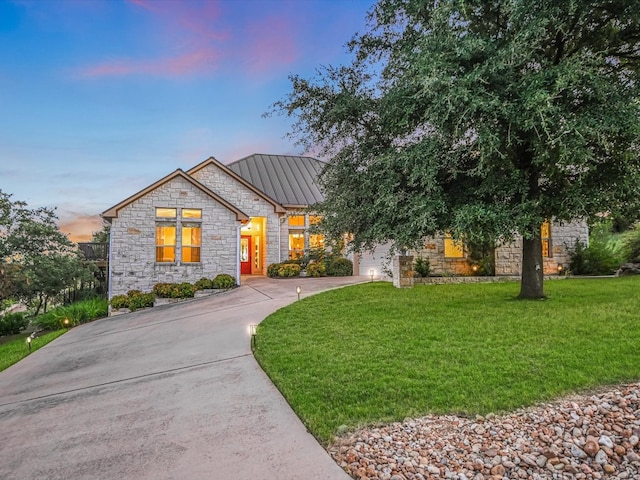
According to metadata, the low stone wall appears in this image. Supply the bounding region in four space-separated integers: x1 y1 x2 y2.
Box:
414 275 566 285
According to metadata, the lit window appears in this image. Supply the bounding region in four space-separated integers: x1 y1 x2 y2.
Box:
182 208 202 219
289 232 305 259
309 215 322 225
182 225 201 263
541 221 551 257
310 234 325 250
444 232 464 258
288 215 305 227
156 225 176 262
156 208 176 218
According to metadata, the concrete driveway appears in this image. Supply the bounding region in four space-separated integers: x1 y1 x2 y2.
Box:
0 276 365 480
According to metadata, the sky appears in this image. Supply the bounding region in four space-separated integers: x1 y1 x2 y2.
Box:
0 0 374 242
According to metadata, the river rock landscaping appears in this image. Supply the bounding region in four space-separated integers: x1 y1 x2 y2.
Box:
330 383 640 480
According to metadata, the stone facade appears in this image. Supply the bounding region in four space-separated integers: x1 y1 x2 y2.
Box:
190 163 282 270
109 176 239 297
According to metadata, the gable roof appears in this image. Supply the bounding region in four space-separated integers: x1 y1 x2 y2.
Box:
187 156 286 213
101 169 250 222
227 154 325 208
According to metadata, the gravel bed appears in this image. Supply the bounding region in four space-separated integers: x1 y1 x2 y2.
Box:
329 384 640 479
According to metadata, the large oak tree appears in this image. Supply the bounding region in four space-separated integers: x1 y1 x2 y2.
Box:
274 0 640 298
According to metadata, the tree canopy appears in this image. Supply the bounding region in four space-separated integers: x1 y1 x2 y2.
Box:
274 0 640 298
0 190 92 313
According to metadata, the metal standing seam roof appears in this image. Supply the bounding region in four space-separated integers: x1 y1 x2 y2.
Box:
226 154 326 207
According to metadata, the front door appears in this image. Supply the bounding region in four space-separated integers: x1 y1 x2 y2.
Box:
240 236 252 274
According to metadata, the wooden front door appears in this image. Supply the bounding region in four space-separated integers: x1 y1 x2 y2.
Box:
240 236 252 274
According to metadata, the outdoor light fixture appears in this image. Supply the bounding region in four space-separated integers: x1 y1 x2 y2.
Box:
26 336 32 351
369 269 375 282
296 285 301 301
471 264 479 273
557 264 564 275
63 318 70 328
249 324 257 348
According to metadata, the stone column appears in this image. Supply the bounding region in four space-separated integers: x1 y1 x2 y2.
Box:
392 255 414 288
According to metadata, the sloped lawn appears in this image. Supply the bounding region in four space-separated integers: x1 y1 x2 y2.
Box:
0 330 66 372
253 277 640 445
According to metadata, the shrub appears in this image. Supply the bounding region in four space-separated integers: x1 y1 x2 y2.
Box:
0 313 29 336
194 277 215 290
621 225 640 263
267 263 282 278
213 274 236 289
326 257 353 276
110 294 130 310
306 262 326 277
278 263 301 277
34 298 109 329
174 282 195 298
152 283 175 298
128 292 154 311
413 257 431 277
569 239 622 275
126 290 144 298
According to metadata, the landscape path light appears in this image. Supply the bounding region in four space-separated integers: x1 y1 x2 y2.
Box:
26 336 32 351
369 269 375 282
296 285 301 301
249 324 257 348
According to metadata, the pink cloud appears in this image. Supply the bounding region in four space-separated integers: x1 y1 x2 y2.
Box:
80 46 221 77
58 214 104 243
244 16 299 73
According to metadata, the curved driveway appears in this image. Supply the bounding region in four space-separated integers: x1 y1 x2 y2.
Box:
0 276 365 480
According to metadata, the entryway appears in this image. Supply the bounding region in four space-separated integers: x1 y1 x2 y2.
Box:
240 217 266 274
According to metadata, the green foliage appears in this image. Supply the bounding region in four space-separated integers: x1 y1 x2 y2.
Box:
212 274 236 289
254 277 640 444
127 291 155 311
152 282 195 299
0 313 29 336
109 294 130 310
413 256 430 278
568 240 622 276
35 298 108 330
267 263 282 278
326 257 353 276
621 225 640 263
278 263 301 278
306 261 326 277
194 277 215 290
273 1 640 298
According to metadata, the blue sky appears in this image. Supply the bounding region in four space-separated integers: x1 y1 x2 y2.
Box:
0 0 373 241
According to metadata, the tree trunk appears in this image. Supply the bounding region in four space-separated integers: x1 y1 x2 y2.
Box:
519 233 545 299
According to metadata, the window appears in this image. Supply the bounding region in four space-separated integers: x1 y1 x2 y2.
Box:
444 232 464 258
309 215 322 225
182 225 201 262
182 208 202 219
156 225 176 262
541 221 551 257
310 234 325 250
289 232 305 259
156 208 176 218
288 215 305 227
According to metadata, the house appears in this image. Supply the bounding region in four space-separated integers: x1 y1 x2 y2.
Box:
102 154 326 297
103 153 588 298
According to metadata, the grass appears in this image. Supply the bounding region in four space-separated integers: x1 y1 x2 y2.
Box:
253 276 640 445
0 330 67 372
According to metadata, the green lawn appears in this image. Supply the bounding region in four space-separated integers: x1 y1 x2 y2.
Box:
253 277 640 445
0 330 67 372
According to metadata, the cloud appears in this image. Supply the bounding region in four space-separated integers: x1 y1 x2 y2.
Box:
58 213 105 243
76 0 301 79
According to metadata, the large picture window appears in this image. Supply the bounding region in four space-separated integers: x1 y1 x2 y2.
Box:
288 215 305 227
289 232 304 259
156 225 176 262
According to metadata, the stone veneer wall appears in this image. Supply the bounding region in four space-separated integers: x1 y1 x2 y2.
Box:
410 220 588 276
109 176 238 297
190 164 282 268
494 220 588 275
